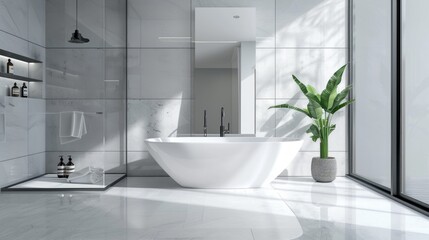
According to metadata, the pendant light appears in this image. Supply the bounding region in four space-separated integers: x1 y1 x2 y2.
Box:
69 0 89 43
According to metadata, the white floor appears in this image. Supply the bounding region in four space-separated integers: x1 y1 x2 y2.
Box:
1 177 429 240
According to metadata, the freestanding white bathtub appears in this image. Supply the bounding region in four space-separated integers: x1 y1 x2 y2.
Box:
145 137 303 188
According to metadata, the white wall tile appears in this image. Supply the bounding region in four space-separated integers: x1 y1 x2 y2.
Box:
0 156 28 187
46 0 105 48
256 48 275 98
127 99 191 151
28 0 45 46
105 0 126 47
127 151 167 176
276 48 347 99
28 99 45 155
127 0 191 48
0 31 29 58
105 49 126 99
46 49 105 99
256 100 276 137
0 0 28 40
276 0 346 48
0 97 28 162
104 100 126 152
28 152 45 177
127 49 191 99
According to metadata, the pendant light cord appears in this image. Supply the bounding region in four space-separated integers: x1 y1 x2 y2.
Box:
75 0 78 29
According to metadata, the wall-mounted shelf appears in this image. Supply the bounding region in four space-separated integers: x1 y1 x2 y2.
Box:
0 49 42 63
0 48 43 85
0 72 42 82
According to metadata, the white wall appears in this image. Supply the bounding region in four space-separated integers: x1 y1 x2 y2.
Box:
0 0 46 187
127 0 348 177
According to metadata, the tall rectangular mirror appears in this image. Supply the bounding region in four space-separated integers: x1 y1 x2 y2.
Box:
192 6 256 135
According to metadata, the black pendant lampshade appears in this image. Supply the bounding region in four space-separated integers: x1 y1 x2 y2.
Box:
69 0 89 43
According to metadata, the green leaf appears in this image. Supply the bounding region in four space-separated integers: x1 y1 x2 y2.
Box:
306 93 322 106
292 75 308 95
268 103 311 117
307 102 323 119
306 124 320 142
331 99 355 114
320 65 347 110
306 85 319 98
329 124 336 135
331 85 352 111
326 64 347 93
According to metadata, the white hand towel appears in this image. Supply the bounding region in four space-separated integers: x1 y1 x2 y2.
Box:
59 111 87 144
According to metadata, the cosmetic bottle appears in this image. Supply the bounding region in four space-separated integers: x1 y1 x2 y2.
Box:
7 59 14 74
11 83 19 97
65 155 75 178
21 83 28 98
57 156 66 178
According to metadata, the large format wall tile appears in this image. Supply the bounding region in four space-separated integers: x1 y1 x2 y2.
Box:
104 100 126 152
276 0 346 48
28 0 45 46
0 31 29 58
256 100 276 137
0 97 28 162
28 152 46 177
128 0 191 48
0 156 28 187
46 49 105 99
105 0 126 48
46 0 105 48
0 0 28 40
28 99 46 155
276 48 347 99
127 151 167 176
256 48 275 98
105 49 126 99
127 99 191 152
127 49 192 99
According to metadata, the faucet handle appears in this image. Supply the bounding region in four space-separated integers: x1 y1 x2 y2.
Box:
226 122 230 133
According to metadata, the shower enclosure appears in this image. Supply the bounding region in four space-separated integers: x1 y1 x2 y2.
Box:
350 0 429 214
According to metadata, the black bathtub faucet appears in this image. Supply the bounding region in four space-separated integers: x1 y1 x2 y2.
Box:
220 107 230 137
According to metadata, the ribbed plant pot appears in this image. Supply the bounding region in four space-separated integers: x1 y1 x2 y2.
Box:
311 157 337 182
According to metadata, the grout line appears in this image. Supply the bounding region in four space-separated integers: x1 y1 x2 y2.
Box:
0 30 45 49
0 151 46 163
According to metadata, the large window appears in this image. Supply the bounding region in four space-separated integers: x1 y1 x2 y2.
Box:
351 0 392 188
402 0 429 205
350 0 429 214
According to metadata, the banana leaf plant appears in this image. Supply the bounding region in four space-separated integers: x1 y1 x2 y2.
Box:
269 64 354 159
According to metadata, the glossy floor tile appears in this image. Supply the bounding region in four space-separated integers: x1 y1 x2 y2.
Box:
0 177 428 240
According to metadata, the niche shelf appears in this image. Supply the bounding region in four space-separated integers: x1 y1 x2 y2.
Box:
0 48 43 83
0 49 42 63
0 72 42 82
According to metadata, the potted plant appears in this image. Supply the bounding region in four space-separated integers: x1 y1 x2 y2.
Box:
269 65 354 182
